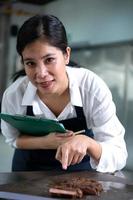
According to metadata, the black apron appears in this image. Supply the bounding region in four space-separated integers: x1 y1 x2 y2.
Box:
12 106 94 172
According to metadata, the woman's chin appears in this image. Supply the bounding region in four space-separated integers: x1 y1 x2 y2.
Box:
38 85 56 96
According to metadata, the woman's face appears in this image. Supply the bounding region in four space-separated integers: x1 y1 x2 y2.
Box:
22 40 71 97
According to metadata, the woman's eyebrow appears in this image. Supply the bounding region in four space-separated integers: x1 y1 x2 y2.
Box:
23 58 34 61
23 53 56 61
42 53 56 58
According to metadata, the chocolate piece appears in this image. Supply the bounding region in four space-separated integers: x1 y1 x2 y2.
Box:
49 177 103 198
49 187 83 198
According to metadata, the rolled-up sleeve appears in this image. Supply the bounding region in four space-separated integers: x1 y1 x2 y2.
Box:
90 115 128 172
1 90 20 148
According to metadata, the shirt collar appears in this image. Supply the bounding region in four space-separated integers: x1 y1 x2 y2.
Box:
66 67 83 107
22 81 37 106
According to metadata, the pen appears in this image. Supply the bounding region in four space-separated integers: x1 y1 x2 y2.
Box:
74 129 86 135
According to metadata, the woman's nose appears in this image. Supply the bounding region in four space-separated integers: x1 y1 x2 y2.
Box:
36 64 48 78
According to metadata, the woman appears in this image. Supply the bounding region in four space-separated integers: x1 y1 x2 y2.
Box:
1 14 127 172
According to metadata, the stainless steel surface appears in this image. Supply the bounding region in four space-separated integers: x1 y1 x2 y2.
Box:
0 191 56 200
0 171 133 200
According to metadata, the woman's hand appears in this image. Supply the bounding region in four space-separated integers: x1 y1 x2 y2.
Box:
41 130 75 149
55 135 102 170
55 135 89 169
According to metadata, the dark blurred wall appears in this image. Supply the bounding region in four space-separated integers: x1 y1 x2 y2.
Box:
0 14 10 102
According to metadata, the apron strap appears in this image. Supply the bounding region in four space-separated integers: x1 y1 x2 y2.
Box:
26 105 34 116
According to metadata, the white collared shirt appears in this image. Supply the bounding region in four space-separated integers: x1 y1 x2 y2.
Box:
1 66 128 173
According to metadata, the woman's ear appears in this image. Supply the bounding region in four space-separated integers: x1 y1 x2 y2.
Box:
64 47 71 65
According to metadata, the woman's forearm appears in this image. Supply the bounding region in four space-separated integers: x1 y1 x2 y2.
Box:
87 137 102 163
16 132 74 149
16 135 51 149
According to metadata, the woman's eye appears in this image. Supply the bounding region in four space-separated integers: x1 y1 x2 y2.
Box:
24 61 35 67
46 57 55 64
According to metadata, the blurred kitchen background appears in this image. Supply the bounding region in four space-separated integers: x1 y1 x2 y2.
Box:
0 0 133 173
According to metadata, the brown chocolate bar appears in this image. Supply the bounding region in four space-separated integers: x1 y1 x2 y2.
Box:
49 177 103 198
49 187 83 198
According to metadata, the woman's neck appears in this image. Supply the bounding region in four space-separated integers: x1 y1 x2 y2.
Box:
38 88 70 117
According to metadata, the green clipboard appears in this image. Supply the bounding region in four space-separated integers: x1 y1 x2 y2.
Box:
0 113 66 136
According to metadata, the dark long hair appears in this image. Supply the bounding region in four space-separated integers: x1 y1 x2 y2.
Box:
12 14 79 81
17 14 68 56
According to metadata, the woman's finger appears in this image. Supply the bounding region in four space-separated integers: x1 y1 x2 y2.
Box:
61 148 69 170
71 154 85 165
55 131 74 137
55 146 62 162
56 146 69 170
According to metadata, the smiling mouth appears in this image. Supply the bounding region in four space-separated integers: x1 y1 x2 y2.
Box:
38 80 54 88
